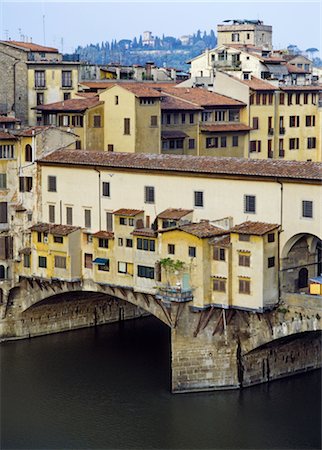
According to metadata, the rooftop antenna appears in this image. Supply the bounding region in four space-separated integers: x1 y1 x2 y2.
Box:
43 14 46 45
18 28 22 40
4 29 9 40
61 37 64 53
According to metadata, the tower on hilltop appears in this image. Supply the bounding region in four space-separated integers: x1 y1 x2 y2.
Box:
217 19 273 50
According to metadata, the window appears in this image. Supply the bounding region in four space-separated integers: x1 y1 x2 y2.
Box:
215 110 226 122
289 138 299 150
305 116 315 127
23 254 30 268
206 137 218 148
49 205 55 223
87 234 93 244
64 92 71 101
287 94 293 106
118 238 124 246
249 141 261 153
0 174 6 189
279 93 285 105
144 186 155 204
72 115 83 127
181 113 186 124
66 207 73 225
267 233 275 243
252 117 259 129
0 145 15 159
239 253 250 267
0 202 8 224
289 116 300 127
244 195 256 214
189 113 194 124
202 112 212 122
213 247 225 261
124 118 130 135
239 234 250 242
54 256 66 269
162 219 176 229
35 70 46 88
239 278 250 294
188 139 195 149
36 92 44 106
304 93 309 104
128 218 134 226
37 232 42 243
25 144 32 162
262 94 267 105
268 256 275 268
221 136 227 148
295 93 301 105
173 114 179 124
232 33 240 42
102 181 110 197
194 191 203 208
115 95 119 105
243 73 250 80
38 256 47 268
302 200 313 218
84 253 93 269
48 176 57 192
98 260 109 271
188 246 196 258
98 238 109 248
19 177 33 192
213 278 226 292
168 244 175 255
150 115 158 127
119 217 127 225
268 94 273 105
126 238 133 248
229 110 239 122
256 94 261 105
107 144 114 152
106 212 113 231
93 115 101 128
137 238 155 252
62 70 72 88
162 139 184 150
232 136 239 147
53 235 63 243
307 137 316 149
137 265 154 279
118 262 127 274
84 209 91 228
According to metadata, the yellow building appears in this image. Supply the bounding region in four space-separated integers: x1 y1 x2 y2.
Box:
25 223 82 281
99 84 161 153
35 96 104 150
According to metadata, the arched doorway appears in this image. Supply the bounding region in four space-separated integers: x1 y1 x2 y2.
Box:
25 144 32 162
298 268 308 289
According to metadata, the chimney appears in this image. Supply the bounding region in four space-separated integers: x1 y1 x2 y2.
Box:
145 61 154 80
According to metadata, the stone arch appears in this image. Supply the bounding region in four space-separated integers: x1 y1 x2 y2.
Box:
281 233 322 293
15 279 172 328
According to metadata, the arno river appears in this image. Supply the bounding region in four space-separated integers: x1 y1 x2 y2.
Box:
1 316 321 449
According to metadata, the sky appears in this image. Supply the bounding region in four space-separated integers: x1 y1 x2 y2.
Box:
0 0 321 56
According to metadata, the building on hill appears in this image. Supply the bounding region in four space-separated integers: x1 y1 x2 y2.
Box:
0 40 80 125
217 19 273 50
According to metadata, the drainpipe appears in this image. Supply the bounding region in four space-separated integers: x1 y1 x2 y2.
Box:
277 178 284 303
94 168 101 230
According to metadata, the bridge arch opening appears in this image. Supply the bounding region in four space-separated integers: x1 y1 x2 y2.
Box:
281 233 322 293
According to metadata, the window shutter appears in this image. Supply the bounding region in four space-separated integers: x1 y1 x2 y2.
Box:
0 202 8 223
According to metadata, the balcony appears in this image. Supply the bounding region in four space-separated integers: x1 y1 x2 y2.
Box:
268 151 274 159
279 127 285 135
155 285 193 303
212 60 241 71
279 149 285 158
268 128 274 136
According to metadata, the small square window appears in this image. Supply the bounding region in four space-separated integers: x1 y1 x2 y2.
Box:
38 256 47 268
120 217 127 225
188 246 196 258
128 218 134 226
168 244 175 255
126 239 133 248
268 256 275 268
267 233 275 243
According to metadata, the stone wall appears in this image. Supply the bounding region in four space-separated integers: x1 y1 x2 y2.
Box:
0 292 147 340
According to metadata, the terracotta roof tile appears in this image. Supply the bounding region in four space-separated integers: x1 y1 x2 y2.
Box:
0 116 20 123
92 231 114 239
113 208 144 216
210 235 231 247
2 40 58 53
286 63 310 74
200 123 251 133
15 126 52 137
81 81 177 90
279 85 321 91
161 95 203 111
39 150 322 182
160 87 245 107
157 208 193 220
178 221 227 238
35 97 103 112
230 221 279 235
0 131 17 140
19 247 32 255
132 228 158 237
30 223 81 235
239 76 277 91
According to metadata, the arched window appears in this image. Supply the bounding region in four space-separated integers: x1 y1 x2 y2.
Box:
298 268 308 289
25 144 32 162
0 265 5 279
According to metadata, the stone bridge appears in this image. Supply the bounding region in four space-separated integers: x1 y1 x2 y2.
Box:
0 278 321 393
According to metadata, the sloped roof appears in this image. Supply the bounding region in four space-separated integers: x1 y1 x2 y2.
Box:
30 223 81 235
200 123 251 133
35 97 103 112
239 76 277 91
157 208 193 220
161 95 203 111
92 231 114 239
0 131 17 140
0 116 20 123
160 87 246 107
230 221 280 235
113 208 144 216
2 40 58 53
